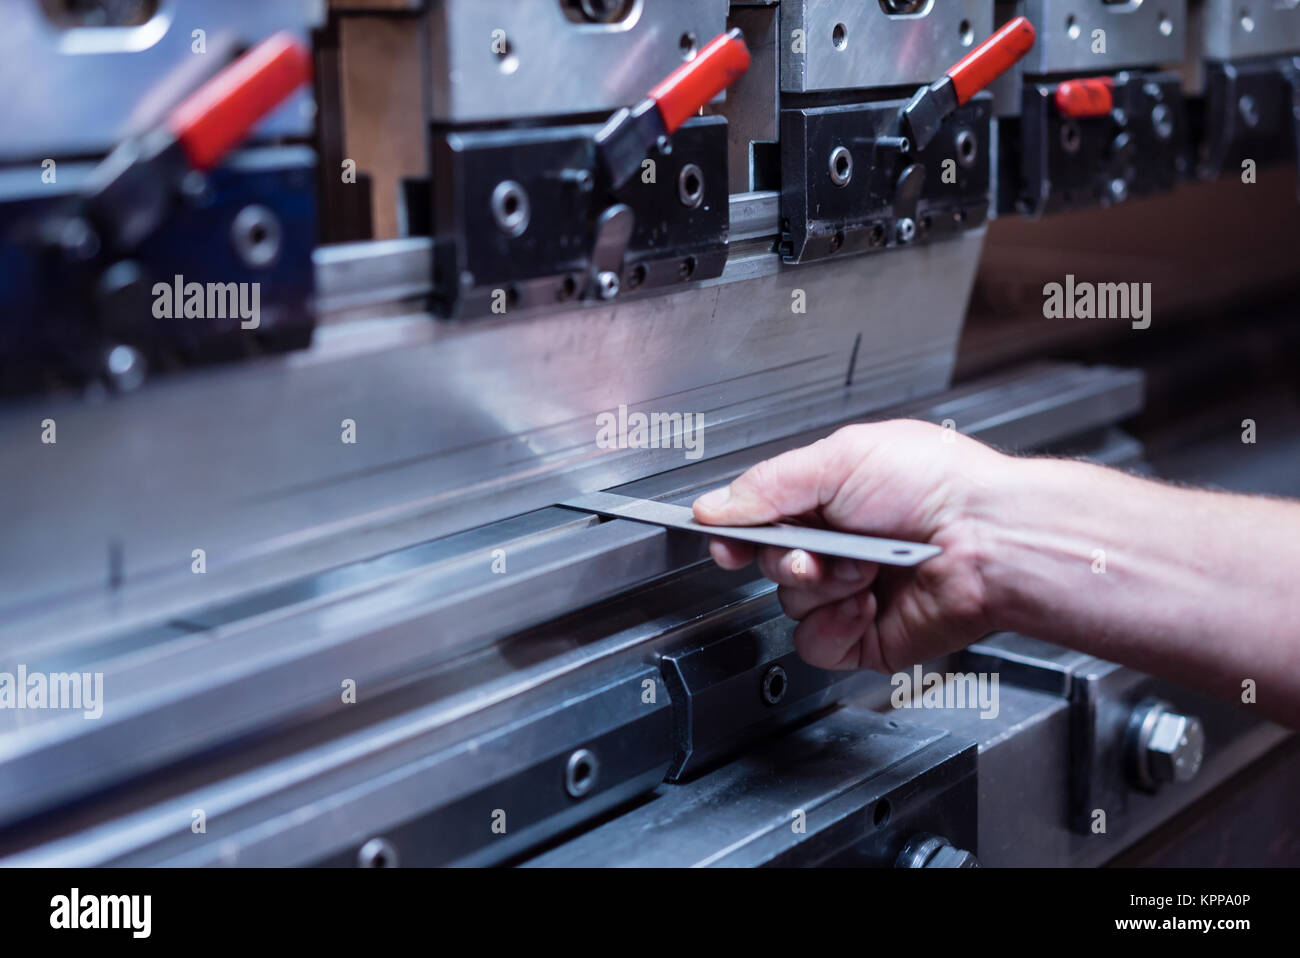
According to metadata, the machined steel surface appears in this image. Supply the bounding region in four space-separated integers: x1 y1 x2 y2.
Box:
0 226 986 618
426 0 727 122
929 634 1291 867
0 361 1142 845
522 706 977 867
0 0 322 162
1011 0 1188 74
780 1 994 93
561 492 943 565
1198 0 1300 61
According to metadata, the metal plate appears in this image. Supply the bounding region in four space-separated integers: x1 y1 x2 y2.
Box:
431 116 729 317
0 227 984 613
1199 0 1300 62
427 0 727 122
1015 1 1188 75
780 0 993 93
0 0 321 162
561 492 943 565
779 97 991 263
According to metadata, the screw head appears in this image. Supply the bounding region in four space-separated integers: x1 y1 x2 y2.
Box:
357 837 399 868
1152 103 1174 141
595 270 619 299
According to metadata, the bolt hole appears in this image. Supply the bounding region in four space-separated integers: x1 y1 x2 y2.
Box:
678 163 705 208
761 664 789 705
832 22 847 50
959 19 973 46
627 263 647 289
679 31 697 60
1066 14 1080 40
872 799 892 828
565 748 599 798
955 128 978 167
679 255 696 280
1060 120 1082 154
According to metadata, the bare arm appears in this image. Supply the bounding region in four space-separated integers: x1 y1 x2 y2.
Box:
692 420 1300 727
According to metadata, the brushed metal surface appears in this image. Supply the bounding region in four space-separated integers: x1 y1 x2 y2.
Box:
0 0 322 161
780 0 993 92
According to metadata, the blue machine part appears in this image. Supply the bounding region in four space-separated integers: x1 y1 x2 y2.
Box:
0 146 317 396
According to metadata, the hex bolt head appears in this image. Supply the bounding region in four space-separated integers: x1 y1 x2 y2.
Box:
1129 698 1206 789
1147 711 1205 784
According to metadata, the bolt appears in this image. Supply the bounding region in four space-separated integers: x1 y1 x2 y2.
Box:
895 217 916 244
595 270 619 299
1147 711 1205 784
357 837 399 868
1129 698 1206 789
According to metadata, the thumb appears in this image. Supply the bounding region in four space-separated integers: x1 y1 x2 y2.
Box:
693 440 834 526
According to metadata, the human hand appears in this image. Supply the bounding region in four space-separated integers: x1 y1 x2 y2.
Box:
692 420 1006 673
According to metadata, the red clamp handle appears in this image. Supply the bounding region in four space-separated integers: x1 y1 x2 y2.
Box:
1054 77 1116 118
648 28 750 135
949 16 1036 105
168 32 313 171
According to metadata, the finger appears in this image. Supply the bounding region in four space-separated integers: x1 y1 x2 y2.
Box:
792 590 880 671
707 537 756 570
756 547 826 587
692 437 843 526
776 566 878 619
757 548 878 591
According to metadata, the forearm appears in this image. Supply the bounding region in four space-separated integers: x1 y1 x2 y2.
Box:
973 456 1300 726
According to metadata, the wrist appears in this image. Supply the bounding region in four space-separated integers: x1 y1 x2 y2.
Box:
958 452 1074 637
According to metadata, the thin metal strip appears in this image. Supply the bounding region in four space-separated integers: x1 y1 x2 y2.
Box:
560 492 941 566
